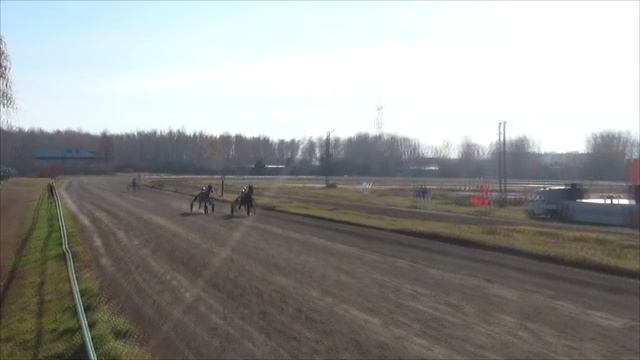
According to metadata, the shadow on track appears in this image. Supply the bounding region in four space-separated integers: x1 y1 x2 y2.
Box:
180 212 203 217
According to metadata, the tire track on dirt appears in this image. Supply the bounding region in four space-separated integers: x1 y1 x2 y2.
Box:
85 203 268 358
61 180 197 358
247 220 618 357
68 179 371 357
87 201 295 358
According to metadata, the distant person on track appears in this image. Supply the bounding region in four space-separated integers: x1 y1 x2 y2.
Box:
127 177 138 192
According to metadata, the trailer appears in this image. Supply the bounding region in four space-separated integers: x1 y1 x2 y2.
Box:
526 184 639 228
525 183 585 220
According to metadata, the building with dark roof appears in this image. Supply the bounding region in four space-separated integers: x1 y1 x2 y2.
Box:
32 148 97 175
33 148 97 160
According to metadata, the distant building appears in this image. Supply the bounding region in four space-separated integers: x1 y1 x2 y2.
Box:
402 157 441 177
540 152 566 166
539 152 588 166
32 148 97 175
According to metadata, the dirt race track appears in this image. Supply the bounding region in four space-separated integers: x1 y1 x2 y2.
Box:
60 176 639 359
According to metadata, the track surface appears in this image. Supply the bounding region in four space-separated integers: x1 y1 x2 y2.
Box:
61 176 639 359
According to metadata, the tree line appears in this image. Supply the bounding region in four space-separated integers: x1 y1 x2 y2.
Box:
0 125 637 181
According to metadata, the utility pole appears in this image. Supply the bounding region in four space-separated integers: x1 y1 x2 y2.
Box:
502 121 507 204
498 122 503 197
497 121 508 205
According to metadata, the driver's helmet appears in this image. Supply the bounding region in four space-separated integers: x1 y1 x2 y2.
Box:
202 186 206 192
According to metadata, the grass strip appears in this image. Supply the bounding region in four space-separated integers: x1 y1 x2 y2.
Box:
0 185 148 359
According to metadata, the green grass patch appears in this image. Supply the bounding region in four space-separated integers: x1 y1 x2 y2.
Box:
0 186 148 359
264 200 640 274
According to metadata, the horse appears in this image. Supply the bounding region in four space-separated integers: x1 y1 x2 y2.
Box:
190 184 215 214
231 184 255 216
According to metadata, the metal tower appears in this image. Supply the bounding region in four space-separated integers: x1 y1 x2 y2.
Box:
375 104 384 133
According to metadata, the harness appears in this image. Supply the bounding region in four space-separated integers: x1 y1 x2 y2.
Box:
194 187 213 204
202 188 215 201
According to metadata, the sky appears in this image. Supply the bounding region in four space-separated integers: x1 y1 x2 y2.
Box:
1 1 638 152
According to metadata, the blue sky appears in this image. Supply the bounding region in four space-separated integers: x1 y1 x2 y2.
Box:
1 1 638 152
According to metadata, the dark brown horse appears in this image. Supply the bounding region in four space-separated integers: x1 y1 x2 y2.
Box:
190 184 215 214
231 184 255 216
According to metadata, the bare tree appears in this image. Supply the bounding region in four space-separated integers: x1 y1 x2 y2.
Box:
585 130 639 180
431 140 452 159
97 131 114 163
275 139 287 165
457 137 485 177
507 135 538 179
300 138 318 166
1 35 16 128
458 137 484 160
